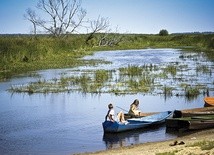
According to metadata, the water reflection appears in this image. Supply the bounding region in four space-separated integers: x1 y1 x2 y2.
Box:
103 125 176 150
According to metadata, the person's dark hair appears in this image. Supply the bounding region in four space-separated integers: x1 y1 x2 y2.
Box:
132 99 139 106
108 103 113 109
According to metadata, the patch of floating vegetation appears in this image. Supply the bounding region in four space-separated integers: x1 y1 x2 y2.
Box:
9 63 212 99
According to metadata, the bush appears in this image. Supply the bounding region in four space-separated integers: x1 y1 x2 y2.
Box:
159 29 169 36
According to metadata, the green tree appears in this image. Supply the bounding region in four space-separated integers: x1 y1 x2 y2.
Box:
159 29 169 36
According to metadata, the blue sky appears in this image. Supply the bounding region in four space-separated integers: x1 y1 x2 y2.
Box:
0 0 214 34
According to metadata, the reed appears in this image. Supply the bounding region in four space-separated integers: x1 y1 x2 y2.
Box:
119 65 144 77
163 65 177 77
163 85 173 96
196 64 210 74
95 70 110 83
127 74 154 93
75 74 91 93
185 86 200 97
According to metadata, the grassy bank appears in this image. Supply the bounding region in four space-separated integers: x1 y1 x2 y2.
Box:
0 35 93 80
0 33 214 81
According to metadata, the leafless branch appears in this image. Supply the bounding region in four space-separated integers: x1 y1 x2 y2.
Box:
25 0 86 37
86 16 109 44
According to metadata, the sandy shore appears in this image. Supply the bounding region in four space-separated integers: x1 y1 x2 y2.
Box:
76 128 214 155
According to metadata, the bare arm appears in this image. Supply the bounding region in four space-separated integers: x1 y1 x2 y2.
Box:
109 114 115 122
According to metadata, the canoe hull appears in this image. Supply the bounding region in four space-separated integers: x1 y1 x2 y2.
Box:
127 111 172 123
204 97 214 107
166 115 214 131
189 120 214 130
102 121 150 133
103 111 172 133
173 110 214 118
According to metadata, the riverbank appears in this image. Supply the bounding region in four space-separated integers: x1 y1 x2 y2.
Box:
1 33 214 81
77 128 214 155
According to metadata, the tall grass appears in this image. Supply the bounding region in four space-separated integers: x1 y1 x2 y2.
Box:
0 35 91 80
119 65 143 77
1 33 214 81
185 86 200 100
164 65 177 77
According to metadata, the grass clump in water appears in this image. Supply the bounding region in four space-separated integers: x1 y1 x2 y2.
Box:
119 65 143 77
95 70 110 83
163 65 177 77
127 74 155 93
9 78 70 94
185 86 200 97
196 65 211 74
163 85 173 96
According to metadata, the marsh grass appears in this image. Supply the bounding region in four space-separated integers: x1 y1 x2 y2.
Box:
9 79 70 94
164 65 177 77
8 65 155 94
119 65 143 77
0 35 93 80
163 86 173 96
5 34 214 96
119 64 159 78
185 86 200 100
1 33 214 81
9 70 111 94
196 65 211 74
185 86 200 96
95 70 110 83
8 59 212 97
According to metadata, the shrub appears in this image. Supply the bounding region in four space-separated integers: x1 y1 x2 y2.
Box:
159 29 169 36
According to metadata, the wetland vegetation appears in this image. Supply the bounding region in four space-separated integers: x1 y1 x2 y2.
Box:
1 33 214 97
8 61 212 98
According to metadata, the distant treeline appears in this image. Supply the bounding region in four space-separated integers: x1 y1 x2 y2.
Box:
0 33 214 81
171 32 214 35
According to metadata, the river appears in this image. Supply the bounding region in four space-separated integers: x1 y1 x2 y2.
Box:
0 49 213 154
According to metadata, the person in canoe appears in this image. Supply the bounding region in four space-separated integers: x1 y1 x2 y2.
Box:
105 103 126 123
128 99 141 116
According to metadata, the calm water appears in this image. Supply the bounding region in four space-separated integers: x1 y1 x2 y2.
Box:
0 49 213 154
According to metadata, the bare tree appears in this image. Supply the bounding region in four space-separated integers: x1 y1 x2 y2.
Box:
24 8 37 35
24 0 86 37
86 16 109 44
98 26 123 47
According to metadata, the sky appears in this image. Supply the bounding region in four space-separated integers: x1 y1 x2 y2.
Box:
0 0 214 34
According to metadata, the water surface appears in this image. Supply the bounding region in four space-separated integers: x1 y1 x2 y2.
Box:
0 49 213 154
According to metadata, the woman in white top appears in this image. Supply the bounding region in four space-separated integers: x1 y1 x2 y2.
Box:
105 103 126 123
